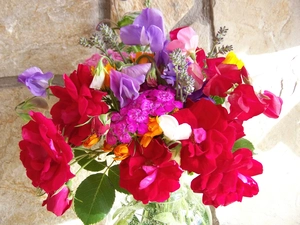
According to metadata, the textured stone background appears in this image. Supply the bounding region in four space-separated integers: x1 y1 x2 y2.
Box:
1 0 299 224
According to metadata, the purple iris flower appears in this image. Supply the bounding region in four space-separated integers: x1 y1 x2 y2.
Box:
18 67 53 97
110 63 151 108
120 8 165 53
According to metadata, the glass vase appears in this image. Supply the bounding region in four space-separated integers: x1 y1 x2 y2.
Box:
112 184 212 225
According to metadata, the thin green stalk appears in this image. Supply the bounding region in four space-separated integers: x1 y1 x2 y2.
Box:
75 156 98 175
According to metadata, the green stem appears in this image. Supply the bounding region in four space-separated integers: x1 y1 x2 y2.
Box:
75 156 98 175
69 154 89 166
116 46 127 63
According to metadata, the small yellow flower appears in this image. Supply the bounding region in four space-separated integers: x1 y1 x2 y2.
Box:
140 117 163 147
83 134 99 148
114 144 130 161
222 51 244 69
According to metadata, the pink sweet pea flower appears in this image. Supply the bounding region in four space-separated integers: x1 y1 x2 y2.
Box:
261 90 283 118
167 26 199 57
42 186 73 216
187 62 204 90
83 53 102 68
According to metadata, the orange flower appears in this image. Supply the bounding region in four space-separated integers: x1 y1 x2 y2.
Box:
102 141 113 152
140 117 163 147
83 134 99 148
114 144 130 161
132 52 154 64
103 63 113 88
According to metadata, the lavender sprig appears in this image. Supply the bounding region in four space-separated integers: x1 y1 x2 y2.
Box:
170 49 195 102
208 26 233 57
79 33 106 54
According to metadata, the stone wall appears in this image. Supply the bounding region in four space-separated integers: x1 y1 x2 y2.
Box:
1 0 299 224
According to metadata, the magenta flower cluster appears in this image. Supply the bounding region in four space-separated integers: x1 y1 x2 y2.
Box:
107 86 183 145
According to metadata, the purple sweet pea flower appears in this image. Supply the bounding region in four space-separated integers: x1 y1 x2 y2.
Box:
120 8 165 52
110 63 151 107
18 67 53 97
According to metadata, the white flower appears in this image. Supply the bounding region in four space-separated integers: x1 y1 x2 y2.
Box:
158 115 192 141
89 59 106 90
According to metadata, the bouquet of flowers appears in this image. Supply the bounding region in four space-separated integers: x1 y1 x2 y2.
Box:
16 6 283 225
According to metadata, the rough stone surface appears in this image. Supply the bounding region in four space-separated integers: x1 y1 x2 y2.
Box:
1 0 300 225
0 0 104 78
213 0 300 54
0 86 107 225
110 0 194 34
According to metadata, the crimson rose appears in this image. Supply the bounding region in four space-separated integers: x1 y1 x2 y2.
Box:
173 98 238 174
50 64 109 146
19 111 74 193
119 138 183 204
191 148 263 207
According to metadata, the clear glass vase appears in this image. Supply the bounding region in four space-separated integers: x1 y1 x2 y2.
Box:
112 184 212 225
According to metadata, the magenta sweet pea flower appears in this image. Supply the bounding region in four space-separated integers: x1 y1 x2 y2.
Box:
18 67 53 97
261 90 283 118
42 186 73 216
120 8 165 52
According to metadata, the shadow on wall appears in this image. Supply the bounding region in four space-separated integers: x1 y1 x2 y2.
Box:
258 101 300 156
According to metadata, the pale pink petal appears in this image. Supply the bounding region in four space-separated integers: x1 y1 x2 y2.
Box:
139 169 158 189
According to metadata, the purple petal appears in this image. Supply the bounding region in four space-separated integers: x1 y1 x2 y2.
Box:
120 25 145 45
134 8 165 35
110 70 144 108
147 25 164 52
121 63 150 79
18 67 53 97
18 67 43 83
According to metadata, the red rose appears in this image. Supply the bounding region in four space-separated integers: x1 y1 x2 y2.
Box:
119 138 183 204
42 186 73 216
50 64 109 146
228 84 265 121
173 99 237 174
19 111 74 193
191 148 263 207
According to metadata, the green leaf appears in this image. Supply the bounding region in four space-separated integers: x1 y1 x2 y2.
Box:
74 173 115 225
232 138 255 153
108 165 130 194
18 113 32 122
117 12 140 28
74 150 106 172
211 95 225 105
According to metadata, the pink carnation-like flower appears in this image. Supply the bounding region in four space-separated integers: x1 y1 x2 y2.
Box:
119 138 183 204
